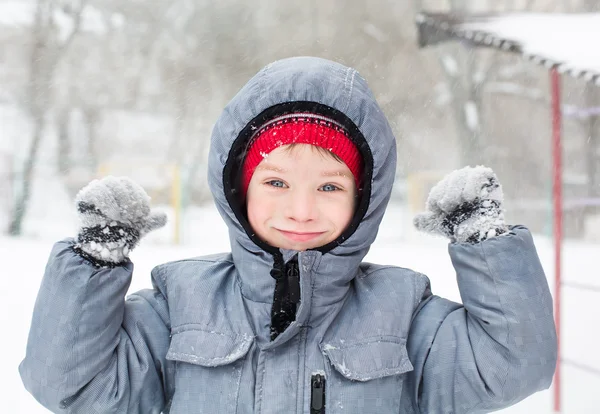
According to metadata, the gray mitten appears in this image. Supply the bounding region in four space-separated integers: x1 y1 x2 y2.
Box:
413 166 508 243
74 176 167 266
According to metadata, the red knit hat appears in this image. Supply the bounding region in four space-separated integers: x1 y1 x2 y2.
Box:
241 113 363 196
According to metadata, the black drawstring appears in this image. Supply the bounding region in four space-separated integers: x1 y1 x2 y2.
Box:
269 254 301 341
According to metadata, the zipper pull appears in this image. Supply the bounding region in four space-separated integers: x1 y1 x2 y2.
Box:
310 374 326 414
287 261 300 304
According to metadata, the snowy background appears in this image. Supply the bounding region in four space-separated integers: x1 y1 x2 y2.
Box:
2 0 600 412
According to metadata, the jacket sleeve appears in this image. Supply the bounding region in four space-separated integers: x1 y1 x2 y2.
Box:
406 225 557 413
19 239 174 414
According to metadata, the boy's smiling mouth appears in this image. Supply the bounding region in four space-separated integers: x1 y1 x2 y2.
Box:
277 229 326 242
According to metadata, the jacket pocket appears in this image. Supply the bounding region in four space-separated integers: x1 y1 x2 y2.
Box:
320 336 413 413
166 327 254 413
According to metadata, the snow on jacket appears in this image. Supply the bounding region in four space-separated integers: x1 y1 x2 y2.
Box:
20 57 557 413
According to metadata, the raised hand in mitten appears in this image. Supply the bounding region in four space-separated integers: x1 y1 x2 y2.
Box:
74 176 167 266
413 166 508 243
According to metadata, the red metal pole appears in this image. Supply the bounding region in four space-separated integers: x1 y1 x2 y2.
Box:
551 67 562 414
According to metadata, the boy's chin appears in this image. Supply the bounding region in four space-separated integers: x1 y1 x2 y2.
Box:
275 241 314 251
275 236 338 251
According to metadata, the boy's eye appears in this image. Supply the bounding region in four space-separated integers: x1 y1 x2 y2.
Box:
320 184 341 192
265 180 287 188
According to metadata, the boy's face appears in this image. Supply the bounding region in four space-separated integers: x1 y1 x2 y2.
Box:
246 144 357 251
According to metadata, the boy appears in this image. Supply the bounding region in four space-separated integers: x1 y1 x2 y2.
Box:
20 56 557 413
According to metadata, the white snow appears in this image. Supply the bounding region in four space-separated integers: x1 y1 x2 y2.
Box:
0 1 33 27
464 100 479 131
2 203 599 412
363 23 388 43
441 54 459 76
456 13 600 81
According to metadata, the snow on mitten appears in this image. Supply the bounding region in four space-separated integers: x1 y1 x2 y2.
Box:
413 166 508 243
73 176 167 266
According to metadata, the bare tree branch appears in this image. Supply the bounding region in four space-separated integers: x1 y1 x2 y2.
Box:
57 0 90 54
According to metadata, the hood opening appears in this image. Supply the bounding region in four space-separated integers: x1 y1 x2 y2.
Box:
222 101 374 256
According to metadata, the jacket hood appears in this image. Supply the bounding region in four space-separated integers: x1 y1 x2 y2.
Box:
207 57 397 338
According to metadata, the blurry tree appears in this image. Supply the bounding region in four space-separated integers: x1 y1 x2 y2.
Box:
56 0 169 178
8 0 88 236
54 0 199 184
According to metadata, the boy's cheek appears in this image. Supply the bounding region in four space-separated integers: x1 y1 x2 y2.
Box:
321 194 356 216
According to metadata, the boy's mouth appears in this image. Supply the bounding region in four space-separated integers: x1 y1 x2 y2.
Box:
277 230 326 242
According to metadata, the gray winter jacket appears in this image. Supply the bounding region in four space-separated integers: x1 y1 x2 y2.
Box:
20 57 557 414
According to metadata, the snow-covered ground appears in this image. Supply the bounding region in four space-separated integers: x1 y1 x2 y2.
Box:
2 202 599 413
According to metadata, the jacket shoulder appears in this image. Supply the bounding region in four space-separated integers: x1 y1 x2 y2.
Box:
150 252 234 294
358 262 432 306
148 252 249 334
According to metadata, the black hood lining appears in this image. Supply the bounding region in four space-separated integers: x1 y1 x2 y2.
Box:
222 101 374 256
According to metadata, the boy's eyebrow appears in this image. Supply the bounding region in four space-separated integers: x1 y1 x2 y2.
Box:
255 165 287 173
255 165 352 179
321 169 353 179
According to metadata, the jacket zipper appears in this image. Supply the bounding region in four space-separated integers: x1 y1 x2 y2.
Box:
287 259 300 304
269 257 301 341
310 374 326 414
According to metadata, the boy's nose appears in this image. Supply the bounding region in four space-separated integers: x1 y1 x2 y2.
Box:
285 190 317 222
